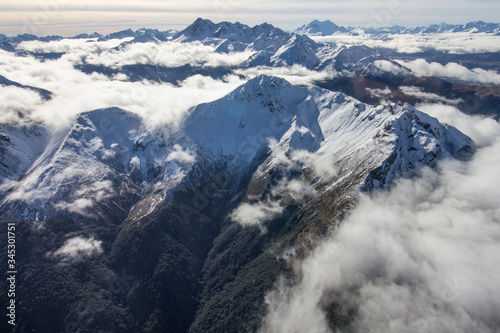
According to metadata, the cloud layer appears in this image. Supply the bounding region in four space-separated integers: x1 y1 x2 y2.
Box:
0 38 340 130
260 108 500 333
314 32 500 54
0 39 248 129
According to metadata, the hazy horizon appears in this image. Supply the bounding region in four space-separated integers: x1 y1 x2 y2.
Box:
0 0 499 37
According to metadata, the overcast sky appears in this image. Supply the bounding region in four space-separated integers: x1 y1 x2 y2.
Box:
0 0 499 36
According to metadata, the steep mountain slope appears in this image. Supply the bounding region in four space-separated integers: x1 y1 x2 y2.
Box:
0 108 184 222
0 124 49 199
184 77 472 332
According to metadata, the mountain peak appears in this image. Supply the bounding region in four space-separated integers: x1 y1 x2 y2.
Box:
182 75 319 160
295 19 346 36
176 18 217 40
245 74 293 91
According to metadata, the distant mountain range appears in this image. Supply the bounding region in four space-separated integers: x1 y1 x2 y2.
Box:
2 17 499 120
295 19 500 36
1 19 499 49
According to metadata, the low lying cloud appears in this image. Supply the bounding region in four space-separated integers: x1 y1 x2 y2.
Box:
231 201 284 227
166 144 197 164
313 32 500 54
260 108 500 332
416 103 500 148
400 86 463 105
398 59 500 85
56 180 115 215
50 236 103 263
17 38 129 55
267 139 338 181
366 86 392 100
0 48 246 129
234 65 336 86
0 85 46 124
85 41 254 68
372 60 406 76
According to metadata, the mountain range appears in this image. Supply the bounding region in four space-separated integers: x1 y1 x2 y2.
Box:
1 19 498 51
0 75 473 223
295 19 500 36
0 74 474 331
0 16 495 333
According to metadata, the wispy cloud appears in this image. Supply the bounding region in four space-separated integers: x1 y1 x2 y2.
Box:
400 86 463 105
234 65 336 86
49 236 103 263
230 200 284 227
56 180 115 215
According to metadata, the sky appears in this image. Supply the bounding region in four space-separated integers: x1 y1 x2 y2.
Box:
0 0 499 37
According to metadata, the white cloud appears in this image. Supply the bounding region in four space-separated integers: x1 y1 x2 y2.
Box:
17 38 129 54
230 200 284 227
366 86 392 100
313 32 500 54
166 144 197 164
260 110 500 333
0 85 45 124
56 198 94 215
50 236 103 263
85 41 255 68
234 65 336 86
373 60 403 75
288 149 338 181
54 180 115 215
398 59 500 85
0 46 247 130
400 86 463 105
416 103 500 148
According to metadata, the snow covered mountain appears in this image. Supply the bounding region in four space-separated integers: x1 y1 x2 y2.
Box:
390 20 500 34
0 107 193 222
1 18 403 82
168 18 395 73
295 20 347 36
173 18 288 47
0 75 473 223
0 74 476 333
294 20 500 36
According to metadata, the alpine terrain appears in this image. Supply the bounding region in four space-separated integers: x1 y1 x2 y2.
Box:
0 73 474 332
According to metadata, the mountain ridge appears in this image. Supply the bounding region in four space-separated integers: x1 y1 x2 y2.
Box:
0 75 473 223
295 19 500 36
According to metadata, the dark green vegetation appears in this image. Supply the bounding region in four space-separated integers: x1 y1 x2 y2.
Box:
0 140 370 333
0 161 305 333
